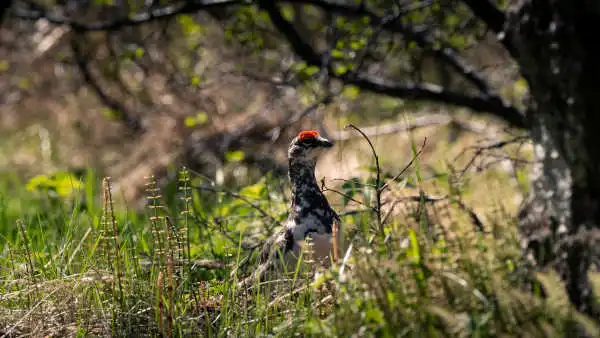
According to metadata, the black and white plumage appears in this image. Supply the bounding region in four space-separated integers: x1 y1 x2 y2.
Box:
239 130 340 287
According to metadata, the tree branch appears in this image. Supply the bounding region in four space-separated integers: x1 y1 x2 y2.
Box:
459 0 518 58
348 76 525 128
260 1 322 64
14 0 496 97
11 0 243 31
260 1 528 129
13 0 527 129
284 0 494 94
70 33 143 133
459 0 506 34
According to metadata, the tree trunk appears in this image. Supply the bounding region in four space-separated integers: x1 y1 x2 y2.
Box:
508 0 600 318
0 1 12 26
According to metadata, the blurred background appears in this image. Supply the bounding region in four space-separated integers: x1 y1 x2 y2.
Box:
0 0 529 216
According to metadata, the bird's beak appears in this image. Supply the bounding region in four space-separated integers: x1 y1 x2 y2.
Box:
317 136 334 148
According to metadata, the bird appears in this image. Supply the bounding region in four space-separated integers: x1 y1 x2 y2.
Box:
238 130 341 288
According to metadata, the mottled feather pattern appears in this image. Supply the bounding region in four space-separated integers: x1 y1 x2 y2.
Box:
239 130 339 288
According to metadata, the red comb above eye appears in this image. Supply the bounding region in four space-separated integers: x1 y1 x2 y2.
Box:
298 130 319 141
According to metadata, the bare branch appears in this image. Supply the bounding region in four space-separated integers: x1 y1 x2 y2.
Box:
70 33 143 133
454 135 530 178
348 76 526 129
11 0 243 31
344 123 384 242
380 137 428 192
459 0 518 58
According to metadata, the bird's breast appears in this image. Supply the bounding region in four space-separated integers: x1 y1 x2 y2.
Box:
296 232 333 258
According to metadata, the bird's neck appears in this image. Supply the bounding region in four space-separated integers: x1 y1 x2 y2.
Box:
288 158 323 204
287 157 336 239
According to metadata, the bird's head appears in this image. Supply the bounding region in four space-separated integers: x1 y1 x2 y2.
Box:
288 130 333 163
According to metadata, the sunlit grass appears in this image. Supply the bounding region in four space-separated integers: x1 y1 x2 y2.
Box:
1 149 598 338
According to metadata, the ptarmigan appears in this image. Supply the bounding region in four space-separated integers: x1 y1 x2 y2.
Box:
239 130 340 287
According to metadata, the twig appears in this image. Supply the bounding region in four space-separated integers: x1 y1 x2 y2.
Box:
70 32 143 133
344 124 386 244
453 197 487 234
380 137 428 192
328 177 377 188
381 193 448 225
321 185 377 212
454 135 529 179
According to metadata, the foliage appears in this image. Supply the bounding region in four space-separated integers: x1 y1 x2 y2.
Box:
0 155 597 337
25 171 83 198
2 0 599 335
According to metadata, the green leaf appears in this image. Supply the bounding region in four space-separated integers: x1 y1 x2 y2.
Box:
333 64 348 75
184 116 196 128
331 49 344 59
342 85 360 100
445 14 461 27
239 177 267 199
54 174 83 197
514 77 529 97
0 60 9 72
178 14 204 36
449 35 467 48
134 47 145 58
195 112 208 124
360 166 378 174
407 229 420 264
349 39 366 50
281 4 294 21
292 61 308 72
225 150 245 162
304 66 320 76
364 306 384 325
26 171 83 197
26 174 51 192
341 177 361 206
516 168 529 194
103 108 122 120
184 112 208 127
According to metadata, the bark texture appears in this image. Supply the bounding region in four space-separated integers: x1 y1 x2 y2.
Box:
508 0 600 318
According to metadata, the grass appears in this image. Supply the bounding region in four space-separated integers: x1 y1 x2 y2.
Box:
1 136 600 338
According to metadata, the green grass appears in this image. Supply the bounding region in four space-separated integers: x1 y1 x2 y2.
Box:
0 162 599 338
